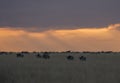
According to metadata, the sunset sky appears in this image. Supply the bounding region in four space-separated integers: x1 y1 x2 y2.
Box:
0 0 120 52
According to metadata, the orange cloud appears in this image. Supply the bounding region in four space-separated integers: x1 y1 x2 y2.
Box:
0 23 120 52
108 24 120 31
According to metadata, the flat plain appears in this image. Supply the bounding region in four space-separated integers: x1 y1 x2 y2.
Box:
0 52 120 83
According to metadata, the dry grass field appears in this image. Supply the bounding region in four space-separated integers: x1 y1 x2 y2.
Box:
0 52 120 83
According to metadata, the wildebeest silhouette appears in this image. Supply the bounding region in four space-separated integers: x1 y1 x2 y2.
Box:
67 55 74 60
79 56 86 61
16 53 24 58
36 53 41 58
42 52 50 59
0 52 7 55
21 51 29 54
66 50 71 53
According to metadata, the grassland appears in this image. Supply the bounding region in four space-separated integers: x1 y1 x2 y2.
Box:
0 52 120 83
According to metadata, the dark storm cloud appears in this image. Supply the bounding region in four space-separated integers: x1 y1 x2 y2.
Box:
0 0 120 30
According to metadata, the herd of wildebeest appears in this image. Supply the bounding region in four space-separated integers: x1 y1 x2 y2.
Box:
0 51 87 61
0 51 117 61
17 52 86 61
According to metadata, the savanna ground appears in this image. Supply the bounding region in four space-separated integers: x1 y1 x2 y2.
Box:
0 52 120 83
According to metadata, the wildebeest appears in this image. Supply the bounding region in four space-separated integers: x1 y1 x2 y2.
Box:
0 52 7 55
16 53 24 58
42 52 50 59
66 50 71 53
21 51 29 54
67 55 74 60
36 53 41 58
79 56 86 61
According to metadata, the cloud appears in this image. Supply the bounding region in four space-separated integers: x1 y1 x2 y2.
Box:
0 23 120 52
108 24 120 31
0 0 120 28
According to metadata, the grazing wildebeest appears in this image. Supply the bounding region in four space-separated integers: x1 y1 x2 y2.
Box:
16 53 24 58
67 55 74 60
66 50 71 53
21 51 29 54
0 52 7 55
79 56 86 61
43 52 50 59
36 53 41 58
